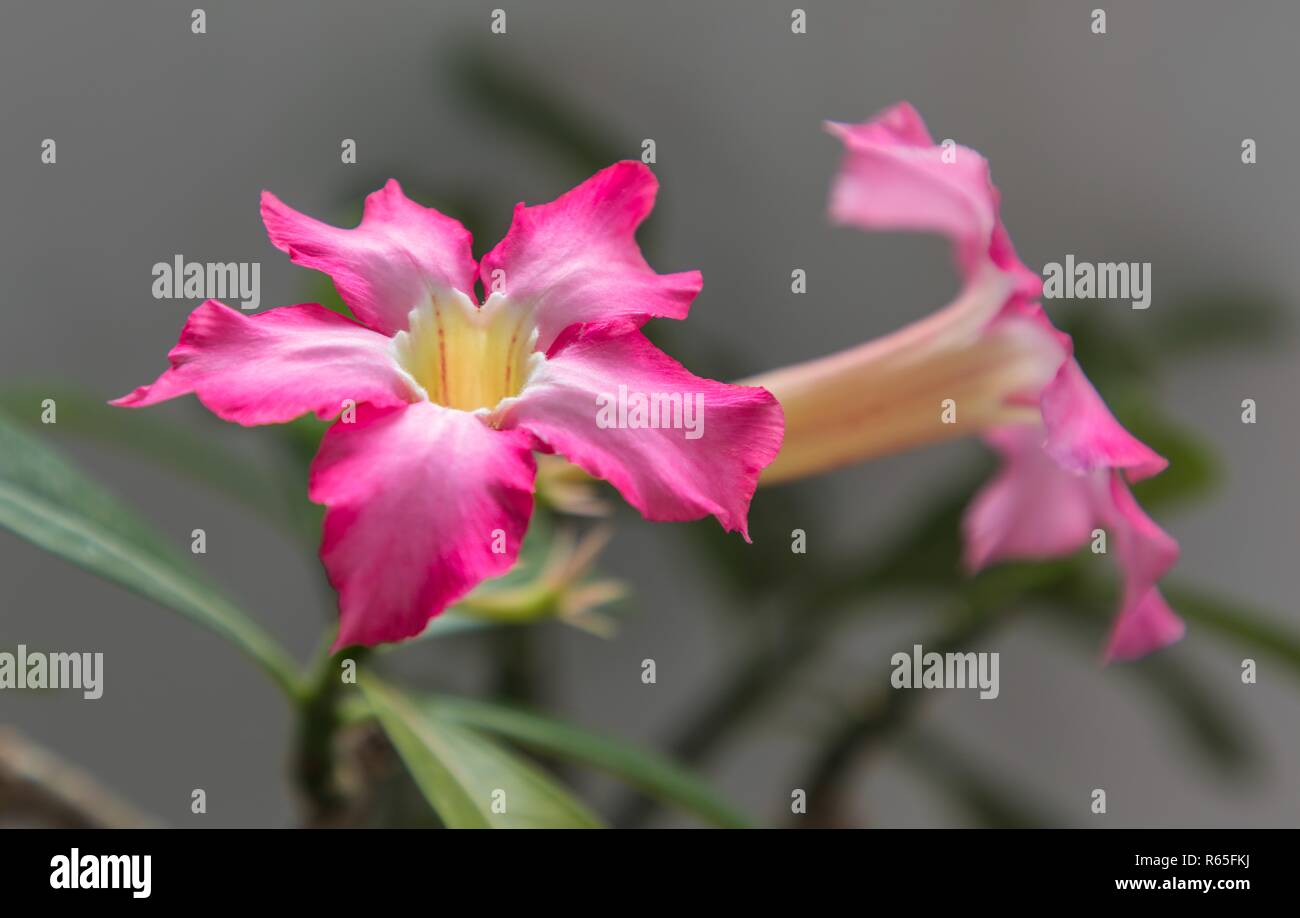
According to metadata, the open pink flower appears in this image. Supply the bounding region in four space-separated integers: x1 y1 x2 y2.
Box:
115 163 784 648
745 102 1180 661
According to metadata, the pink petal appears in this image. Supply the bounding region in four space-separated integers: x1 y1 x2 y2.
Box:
309 402 537 648
1104 588 1184 663
826 102 1039 298
827 103 1166 484
478 162 703 353
497 330 783 539
110 301 417 425
1039 357 1168 481
261 180 478 336
1101 475 1183 661
963 424 1183 662
962 425 1095 571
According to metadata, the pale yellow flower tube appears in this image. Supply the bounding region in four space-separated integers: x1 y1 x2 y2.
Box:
741 266 1062 486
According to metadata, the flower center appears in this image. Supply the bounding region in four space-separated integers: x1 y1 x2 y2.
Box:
393 291 542 414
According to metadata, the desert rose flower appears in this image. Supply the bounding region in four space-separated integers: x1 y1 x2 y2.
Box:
115 163 784 648
745 102 1181 661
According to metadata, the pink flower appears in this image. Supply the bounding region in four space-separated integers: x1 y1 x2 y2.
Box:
115 164 784 648
746 102 1181 661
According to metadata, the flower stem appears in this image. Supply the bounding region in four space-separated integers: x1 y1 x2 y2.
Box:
293 643 370 826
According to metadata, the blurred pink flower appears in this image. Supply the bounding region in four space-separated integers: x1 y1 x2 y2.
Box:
748 102 1180 661
115 163 784 648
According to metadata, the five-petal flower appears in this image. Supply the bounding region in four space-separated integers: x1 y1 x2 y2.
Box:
115 163 784 648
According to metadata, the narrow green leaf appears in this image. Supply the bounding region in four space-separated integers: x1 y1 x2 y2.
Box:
449 45 627 179
360 676 602 828
1058 308 1155 387
898 730 1061 828
1136 654 1253 774
1037 597 1252 775
1149 291 1287 359
423 694 751 828
1168 586 1300 676
0 384 317 542
1115 406 1219 511
687 477 826 602
0 414 301 698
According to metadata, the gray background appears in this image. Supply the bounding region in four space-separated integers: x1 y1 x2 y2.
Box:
1 0 1296 826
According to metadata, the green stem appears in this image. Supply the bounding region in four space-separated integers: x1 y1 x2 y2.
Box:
293 642 370 825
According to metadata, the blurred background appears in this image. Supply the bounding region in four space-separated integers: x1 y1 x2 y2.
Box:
1 0 1297 827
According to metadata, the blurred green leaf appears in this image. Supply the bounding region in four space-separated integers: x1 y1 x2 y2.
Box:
360 676 602 828
423 694 751 828
0 413 301 698
272 408 331 480
300 272 354 323
1038 596 1253 776
1149 292 1287 359
686 478 827 601
1124 652 1253 775
1057 308 1155 387
842 469 987 597
1122 407 1219 511
1169 586 1300 676
0 384 312 540
1057 291 1286 386
449 45 627 179
899 730 1061 828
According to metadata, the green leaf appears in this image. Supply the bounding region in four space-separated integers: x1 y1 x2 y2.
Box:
422 694 751 828
841 467 989 598
449 45 627 180
1122 652 1253 775
1113 404 1219 511
270 412 330 473
1048 364 1220 514
686 477 827 602
1168 586 1300 676
1059 291 1287 386
0 384 318 543
360 676 602 828
1058 308 1155 387
1149 291 1287 360
1037 595 1252 775
898 730 1061 828
0 413 302 698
